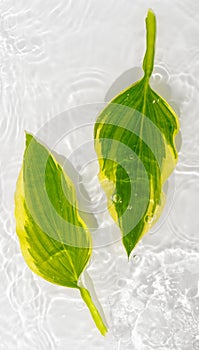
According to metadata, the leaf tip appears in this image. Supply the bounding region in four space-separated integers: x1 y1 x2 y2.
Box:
25 131 34 148
124 243 132 260
126 250 131 260
123 235 138 259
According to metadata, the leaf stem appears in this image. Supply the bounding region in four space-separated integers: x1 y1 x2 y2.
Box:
79 287 108 336
142 9 156 80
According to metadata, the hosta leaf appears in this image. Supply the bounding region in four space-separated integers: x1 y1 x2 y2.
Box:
15 133 107 335
94 9 179 257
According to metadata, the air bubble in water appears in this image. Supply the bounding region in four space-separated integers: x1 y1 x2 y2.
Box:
112 193 122 204
145 215 154 224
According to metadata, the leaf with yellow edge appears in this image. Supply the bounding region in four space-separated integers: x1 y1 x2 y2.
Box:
94 9 179 257
15 133 107 336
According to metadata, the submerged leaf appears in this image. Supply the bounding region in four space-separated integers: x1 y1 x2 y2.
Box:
94 9 179 257
15 133 107 335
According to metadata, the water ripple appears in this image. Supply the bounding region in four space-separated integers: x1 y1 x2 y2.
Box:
168 172 199 245
110 249 199 349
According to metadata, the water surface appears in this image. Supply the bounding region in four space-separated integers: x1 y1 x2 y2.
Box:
1 1 199 349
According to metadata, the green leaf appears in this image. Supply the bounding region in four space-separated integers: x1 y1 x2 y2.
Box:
94 9 179 257
15 133 107 336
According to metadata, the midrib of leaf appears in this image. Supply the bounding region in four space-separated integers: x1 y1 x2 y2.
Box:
95 87 145 195
123 10 157 229
24 186 80 285
41 247 78 280
26 174 79 282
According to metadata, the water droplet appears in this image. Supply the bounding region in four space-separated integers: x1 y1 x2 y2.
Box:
154 73 162 82
152 98 160 104
133 255 141 264
145 215 154 224
112 193 122 204
127 205 132 210
129 154 134 160
134 193 138 197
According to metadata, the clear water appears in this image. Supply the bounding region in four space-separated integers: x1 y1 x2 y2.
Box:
1 0 199 349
